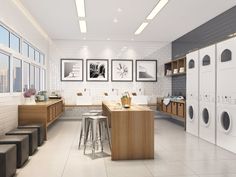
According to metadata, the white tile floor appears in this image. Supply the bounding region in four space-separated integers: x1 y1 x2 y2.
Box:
15 119 236 177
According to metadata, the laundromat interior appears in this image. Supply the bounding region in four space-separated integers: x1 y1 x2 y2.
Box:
1 1 236 177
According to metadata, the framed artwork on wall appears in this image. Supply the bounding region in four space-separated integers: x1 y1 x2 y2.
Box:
60 59 83 81
135 60 157 82
111 59 133 82
86 59 109 81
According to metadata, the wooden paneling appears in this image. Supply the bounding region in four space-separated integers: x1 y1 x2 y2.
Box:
18 100 64 140
102 102 154 160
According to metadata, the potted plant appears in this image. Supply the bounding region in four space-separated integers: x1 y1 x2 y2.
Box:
23 88 36 104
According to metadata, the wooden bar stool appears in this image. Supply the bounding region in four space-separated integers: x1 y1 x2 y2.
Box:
84 115 111 157
78 112 98 149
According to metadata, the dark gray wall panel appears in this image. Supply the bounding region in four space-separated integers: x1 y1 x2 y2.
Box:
172 6 236 96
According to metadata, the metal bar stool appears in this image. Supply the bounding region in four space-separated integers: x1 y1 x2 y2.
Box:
89 110 103 115
78 112 98 149
84 115 111 157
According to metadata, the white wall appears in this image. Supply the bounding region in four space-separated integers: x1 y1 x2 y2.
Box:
49 40 172 104
0 0 49 135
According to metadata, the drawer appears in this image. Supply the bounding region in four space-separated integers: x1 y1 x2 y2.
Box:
177 103 185 118
171 102 178 115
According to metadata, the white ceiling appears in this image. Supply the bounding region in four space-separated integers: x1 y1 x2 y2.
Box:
20 0 236 42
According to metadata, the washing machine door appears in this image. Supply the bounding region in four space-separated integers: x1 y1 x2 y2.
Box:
219 111 232 133
202 108 210 127
188 105 194 121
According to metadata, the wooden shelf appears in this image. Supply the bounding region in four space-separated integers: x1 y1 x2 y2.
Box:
164 57 186 77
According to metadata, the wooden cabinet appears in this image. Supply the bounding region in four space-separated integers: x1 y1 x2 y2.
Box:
18 100 64 140
164 57 186 76
102 102 154 160
161 100 186 120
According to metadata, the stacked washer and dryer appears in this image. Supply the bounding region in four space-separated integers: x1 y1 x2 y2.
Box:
186 36 236 153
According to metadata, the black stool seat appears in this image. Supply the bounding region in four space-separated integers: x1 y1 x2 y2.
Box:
18 124 44 146
6 129 38 156
0 144 16 177
0 135 29 168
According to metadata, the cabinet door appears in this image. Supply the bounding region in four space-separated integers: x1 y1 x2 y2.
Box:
171 102 177 115
177 103 185 118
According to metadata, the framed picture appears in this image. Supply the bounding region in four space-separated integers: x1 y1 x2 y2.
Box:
136 60 157 82
86 59 109 81
111 59 133 82
61 59 83 81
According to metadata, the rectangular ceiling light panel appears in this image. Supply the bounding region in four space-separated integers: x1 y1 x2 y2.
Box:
79 20 87 33
135 22 148 35
75 0 86 17
147 0 168 20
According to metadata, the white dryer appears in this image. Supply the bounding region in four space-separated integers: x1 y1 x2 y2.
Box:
186 50 199 137
199 44 216 144
216 36 236 153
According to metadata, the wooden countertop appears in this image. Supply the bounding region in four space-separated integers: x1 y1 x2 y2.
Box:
19 99 63 107
102 101 152 112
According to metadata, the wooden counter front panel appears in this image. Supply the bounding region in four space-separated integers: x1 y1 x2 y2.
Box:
102 102 154 160
111 111 154 160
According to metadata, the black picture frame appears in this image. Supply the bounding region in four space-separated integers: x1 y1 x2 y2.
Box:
111 59 133 82
60 59 84 81
135 60 157 82
86 59 109 82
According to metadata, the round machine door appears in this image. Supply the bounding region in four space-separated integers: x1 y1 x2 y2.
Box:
188 106 194 121
220 111 232 133
202 108 210 127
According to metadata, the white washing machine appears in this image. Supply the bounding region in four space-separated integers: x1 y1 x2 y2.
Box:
216 36 236 153
199 44 216 144
186 50 199 137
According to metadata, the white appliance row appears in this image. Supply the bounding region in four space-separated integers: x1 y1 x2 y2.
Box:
186 36 236 153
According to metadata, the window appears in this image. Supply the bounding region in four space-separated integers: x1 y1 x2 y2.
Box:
23 62 30 91
202 55 211 66
0 52 10 93
41 69 46 90
13 58 22 92
0 25 10 47
188 59 195 69
40 53 45 65
35 67 40 91
22 42 29 57
29 45 34 60
35 50 40 63
30 65 35 89
10 33 20 52
221 49 232 62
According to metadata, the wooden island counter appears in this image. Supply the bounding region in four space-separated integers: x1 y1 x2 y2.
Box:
102 101 154 160
18 99 64 140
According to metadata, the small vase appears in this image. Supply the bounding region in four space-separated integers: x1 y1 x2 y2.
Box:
24 97 31 105
30 95 36 104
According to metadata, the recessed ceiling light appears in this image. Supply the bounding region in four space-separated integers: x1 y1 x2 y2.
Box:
75 0 86 17
83 37 86 40
107 38 111 40
135 22 148 35
79 20 87 33
147 0 169 20
117 8 123 12
113 18 118 23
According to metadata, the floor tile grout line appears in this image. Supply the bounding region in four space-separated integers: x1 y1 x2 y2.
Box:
60 121 81 177
142 160 155 177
